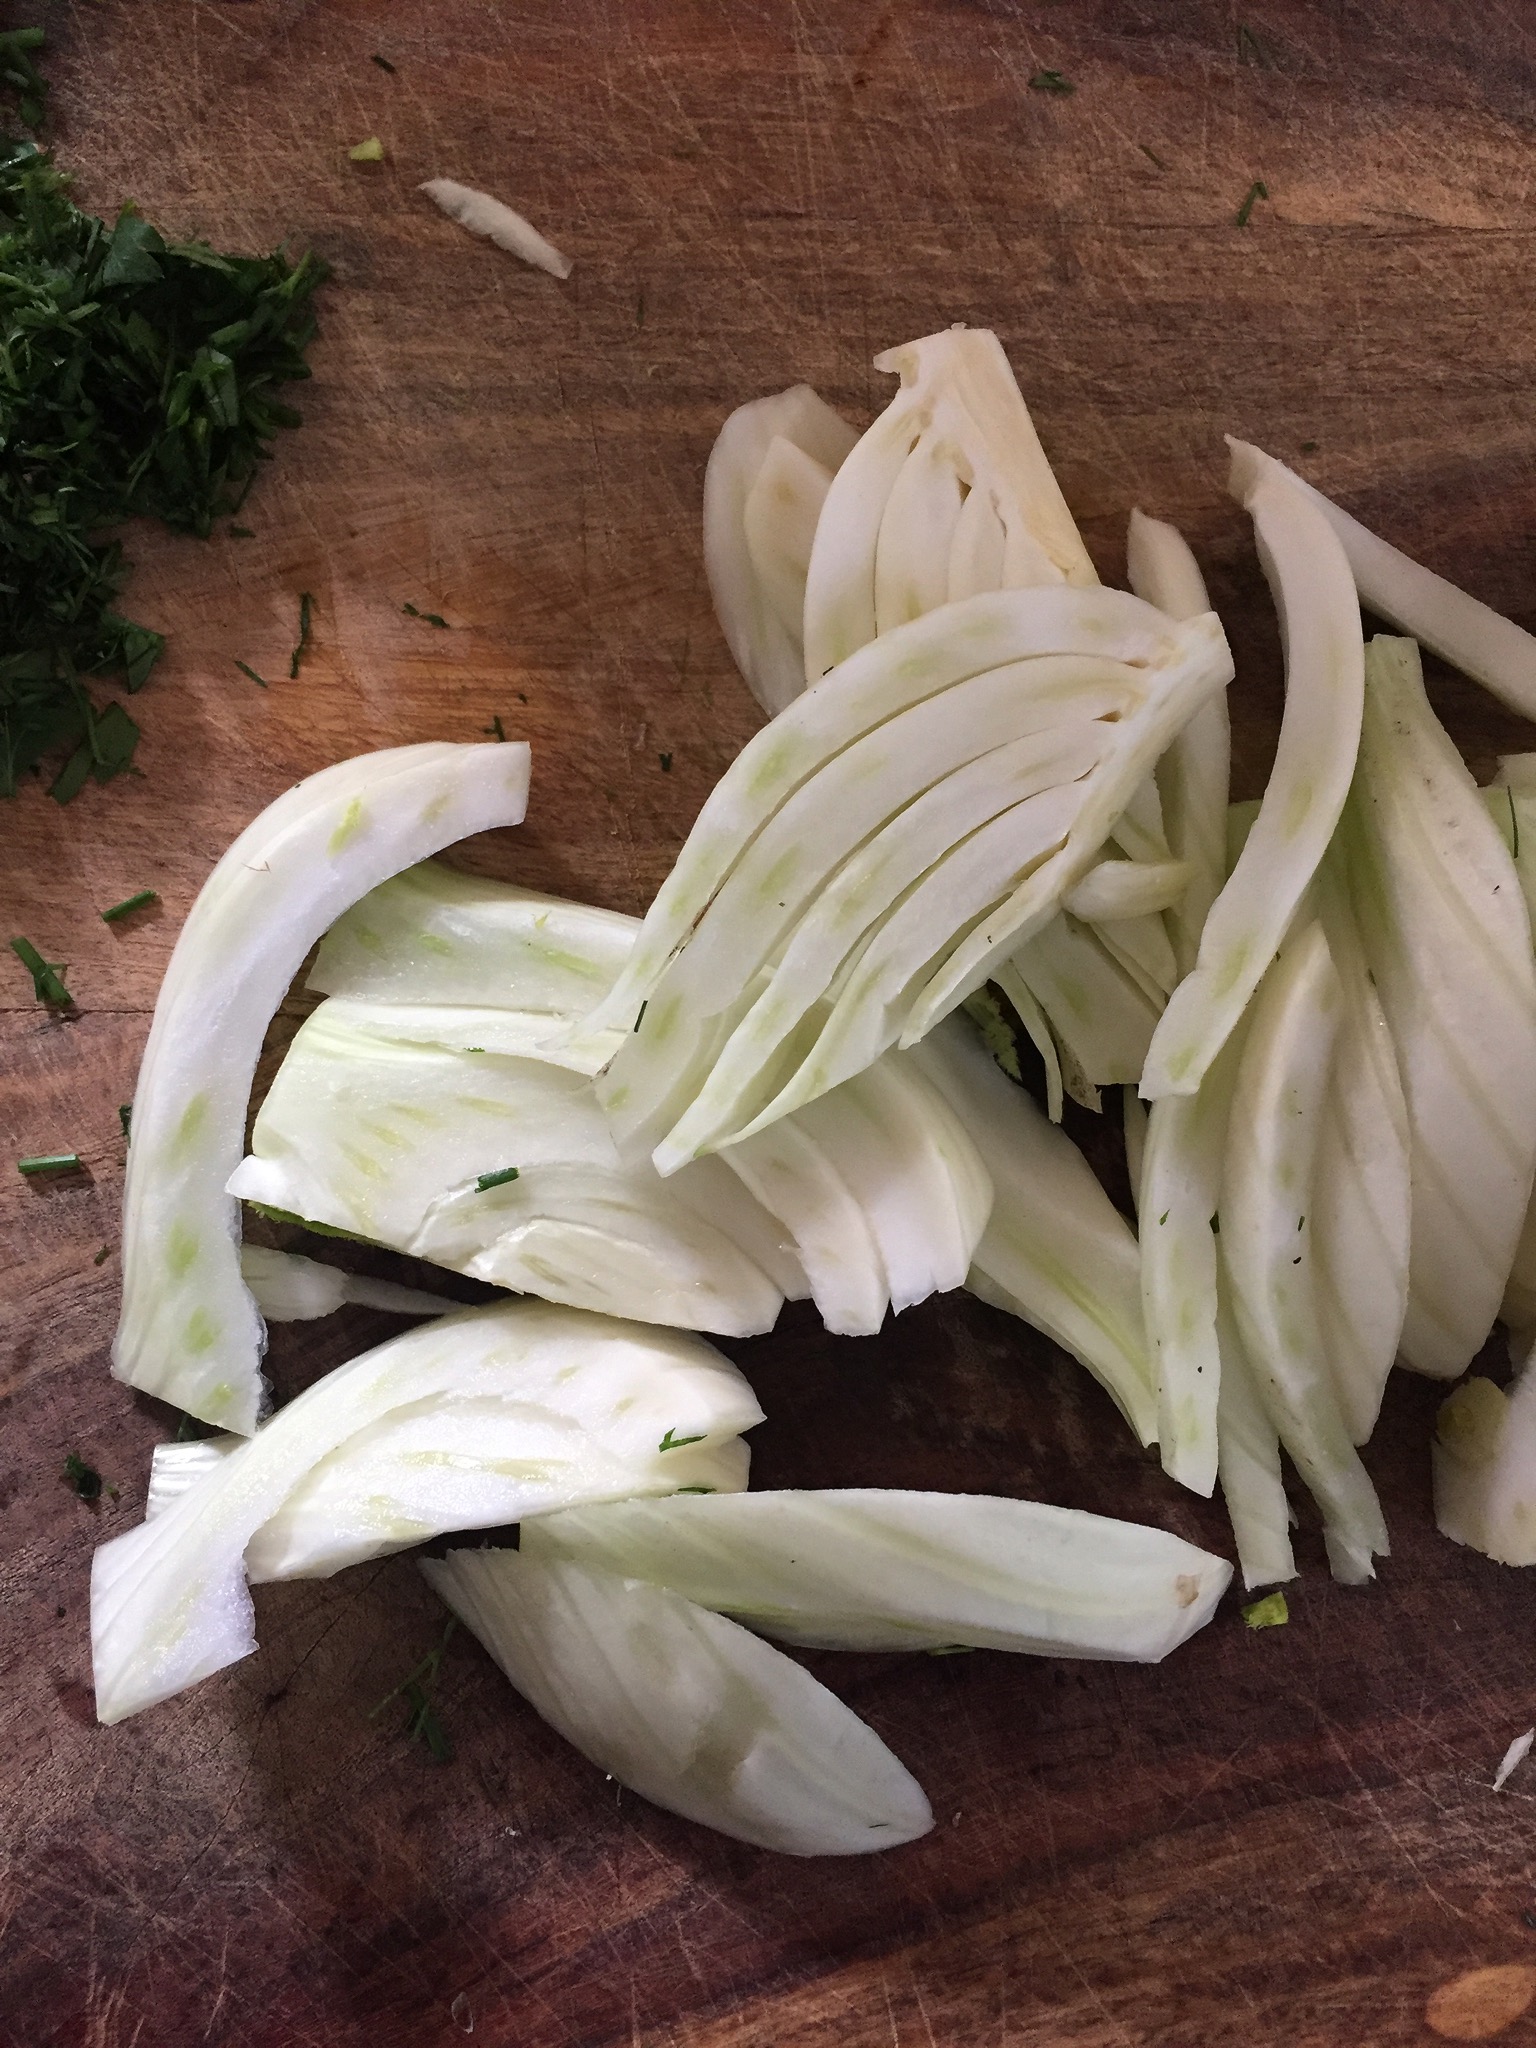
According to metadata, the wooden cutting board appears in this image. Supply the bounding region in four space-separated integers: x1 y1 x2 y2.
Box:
7 3 1536 2042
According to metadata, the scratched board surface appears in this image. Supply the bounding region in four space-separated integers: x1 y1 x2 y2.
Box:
5 3 1536 2044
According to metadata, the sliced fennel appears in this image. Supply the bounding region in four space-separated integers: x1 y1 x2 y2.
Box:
1063 858 1191 923
114 743 532 1434
801 326 1098 685
1214 1287 1296 1590
1434 1349 1536 1566
422 1549 933 1856
227 1000 794 1338
1126 508 1231 978
521 1490 1231 1660
91 1300 763 1722
1139 1027 1248 1498
1142 447 1363 1098
725 1052 992 1335
911 1016 1157 1445
1220 923 1388 1584
1244 447 1536 724
1341 636 1536 1377
239 1245 451 1322
702 384 857 715
987 964 1064 1120
1006 915 1161 1093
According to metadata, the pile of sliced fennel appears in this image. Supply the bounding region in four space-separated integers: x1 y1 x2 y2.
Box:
91 321 1536 1857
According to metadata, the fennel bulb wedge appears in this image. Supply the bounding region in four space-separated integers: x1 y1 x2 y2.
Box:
1142 448 1363 1098
521 1490 1232 1661
1434 1346 1536 1566
1220 923 1389 1584
910 1016 1157 1444
422 1549 933 1856
113 743 531 1434
1340 636 1536 1378
802 326 1098 684
92 1300 762 1723
703 384 857 716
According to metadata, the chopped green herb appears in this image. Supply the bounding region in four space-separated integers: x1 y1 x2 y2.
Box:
19 1151 82 1175
673 1485 716 1494
1138 143 1170 170
402 603 449 629
349 136 385 163
10 936 73 1009
1242 1591 1289 1629
1299 439 1318 454
1211 1213 1220 1234
288 592 313 679
1158 1210 1170 1227
234 660 269 690
93 1242 111 1266
659 1427 707 1453
962 986 1022 1083
371 1619 456 1762
659 751 673 773
0 27 49 129
634 999 648 1033
1235 178 1269 227
100 888 158 924
926 1644 978 1657
228 524 255 539
1235 22 1273 67
483 715 507 741
1029 69 1075 94
62 1452 102 1501
475 1166 521 1191
118 1103 132 1140
370 53 397 73
174 1410 205 1442
0 36 325 802
1510 787 1521 861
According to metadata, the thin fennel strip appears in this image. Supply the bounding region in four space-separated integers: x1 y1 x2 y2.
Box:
1141 448 1363 1098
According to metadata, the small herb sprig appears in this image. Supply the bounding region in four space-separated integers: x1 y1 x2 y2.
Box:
371 1619 457 1762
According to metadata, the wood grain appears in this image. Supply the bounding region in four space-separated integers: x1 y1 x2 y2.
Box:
6 3 1536 2043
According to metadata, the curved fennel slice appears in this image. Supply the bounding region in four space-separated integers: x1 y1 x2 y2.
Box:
239 1245 451 1322
1341 638 1536 1376
910 1016 1157 1445
1142 449 1363 1099
422 1550 933 1856
1236 446 1536 724
1063 858 1192 924
584 583 1186 1045
1215 1286 1297 1590
1007 913 1162 1092
703 384 858 716
1433 1343 1536 1566
521 1490 1232 1661
114 742 532 1435
1127 507 1231 977
1220 923 1389 1584
226 1000 792 1338
802 325 1098 684
91 1300 762 1724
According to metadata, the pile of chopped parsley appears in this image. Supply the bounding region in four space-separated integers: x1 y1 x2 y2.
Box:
0 28 325 801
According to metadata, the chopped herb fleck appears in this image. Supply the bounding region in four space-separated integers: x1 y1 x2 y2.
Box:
289 592 313 679
1235 178 1269 227
659 751 673 772
1242 1591 1289 1629
1158 1210 1170 1226
633 999 648 1033
118 1103 132 1139
93 1242 111 1266
62 1452 102 1501
10 936 73 1008
229 524 255 539
674 1485 716 1494
1510 788 1521 861
349 136 385 163
371 1618 456 1762
483 715 507 741
476 1166 521 1191
402 603 449 629
19 1151 82 1175
174 1410 206 1442
370 53 397 73
659 1427 707 1452
1299 439 1318 453
1138 143 1170 170
1029 69 1075 94
962 987 1023 1083
101 888 158 924
234 659 269 690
